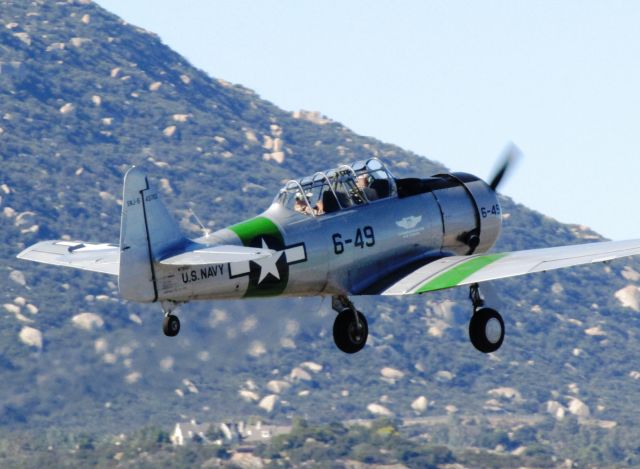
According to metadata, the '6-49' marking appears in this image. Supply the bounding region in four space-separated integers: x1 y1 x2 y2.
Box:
480 204 501 218
332 226 375 255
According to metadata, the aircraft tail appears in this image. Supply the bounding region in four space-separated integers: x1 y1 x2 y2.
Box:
118 167 186 302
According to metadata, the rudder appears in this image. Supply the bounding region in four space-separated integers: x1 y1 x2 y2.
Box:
118 167 185 302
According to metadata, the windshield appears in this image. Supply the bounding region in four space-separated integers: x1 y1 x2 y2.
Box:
274 158 395 216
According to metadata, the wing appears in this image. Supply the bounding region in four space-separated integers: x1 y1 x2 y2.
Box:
17 240 119 275
383 239 640 295
159 244 274 266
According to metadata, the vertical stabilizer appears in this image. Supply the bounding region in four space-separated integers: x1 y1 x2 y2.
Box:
118 167 184 302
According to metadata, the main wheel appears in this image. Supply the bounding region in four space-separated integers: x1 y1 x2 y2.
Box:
333 309 368 354
469 307 504 353
163 314 180 337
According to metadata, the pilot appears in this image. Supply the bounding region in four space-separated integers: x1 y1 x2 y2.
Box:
356 174 378 201
294 193 312 215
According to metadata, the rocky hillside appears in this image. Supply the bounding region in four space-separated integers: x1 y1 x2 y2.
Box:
2 0 640 465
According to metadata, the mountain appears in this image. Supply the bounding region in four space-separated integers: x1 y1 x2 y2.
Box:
2 0 640 466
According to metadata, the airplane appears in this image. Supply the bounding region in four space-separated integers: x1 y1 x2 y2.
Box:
17 149 640 354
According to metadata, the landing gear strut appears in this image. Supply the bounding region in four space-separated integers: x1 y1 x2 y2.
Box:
162 301 181 337
468 284 504 353
332 295 368 354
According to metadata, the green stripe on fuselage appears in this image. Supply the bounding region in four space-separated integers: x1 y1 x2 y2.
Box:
227 216 287 298
416 253 507 293
228 216 281 246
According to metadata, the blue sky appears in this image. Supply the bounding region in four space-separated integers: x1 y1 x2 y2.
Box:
99 1 640 240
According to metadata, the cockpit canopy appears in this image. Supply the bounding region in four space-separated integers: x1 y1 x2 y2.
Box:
274 158 396 216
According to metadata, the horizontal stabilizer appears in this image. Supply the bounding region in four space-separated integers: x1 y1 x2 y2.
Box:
17 241 119 275
159 244 274 266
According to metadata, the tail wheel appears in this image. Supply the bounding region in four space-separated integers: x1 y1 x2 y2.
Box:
333 309 368 354
163 314 180 337
469 307 504 353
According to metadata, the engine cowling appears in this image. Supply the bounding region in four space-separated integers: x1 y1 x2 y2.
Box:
431 172 502 255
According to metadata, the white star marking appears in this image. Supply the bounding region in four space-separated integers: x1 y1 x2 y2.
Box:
254 239 283 284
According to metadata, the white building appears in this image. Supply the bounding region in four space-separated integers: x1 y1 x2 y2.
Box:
170 419 291 446
170 420 210 446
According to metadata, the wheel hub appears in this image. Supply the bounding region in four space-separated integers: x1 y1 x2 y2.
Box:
485 317 502 344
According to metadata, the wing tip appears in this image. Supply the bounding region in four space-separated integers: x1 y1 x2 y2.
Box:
16 240 48 260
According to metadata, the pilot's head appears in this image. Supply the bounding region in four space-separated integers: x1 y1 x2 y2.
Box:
356 174 369 190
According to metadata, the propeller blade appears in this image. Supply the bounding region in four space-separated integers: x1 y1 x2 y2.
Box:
489 143 522 191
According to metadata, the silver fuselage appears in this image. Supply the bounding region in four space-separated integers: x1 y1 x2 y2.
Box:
150 173 502 302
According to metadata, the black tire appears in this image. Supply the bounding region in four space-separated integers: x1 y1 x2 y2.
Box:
333 309 368 354
469 307 504 353
163 314 180 337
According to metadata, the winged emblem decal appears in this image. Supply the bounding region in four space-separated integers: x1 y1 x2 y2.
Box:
396 216 422 230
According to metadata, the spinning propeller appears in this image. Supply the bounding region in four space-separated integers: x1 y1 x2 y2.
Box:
489 143 522 191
